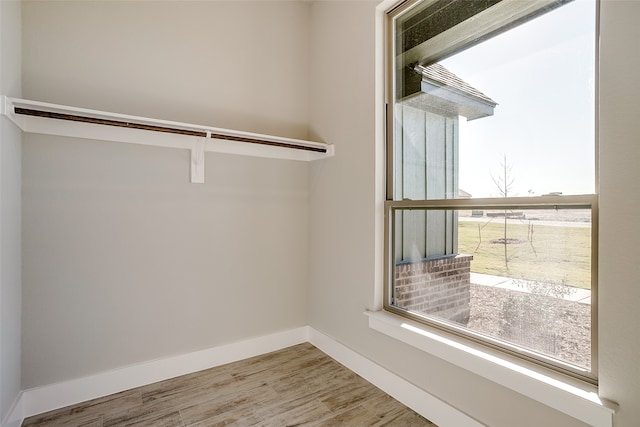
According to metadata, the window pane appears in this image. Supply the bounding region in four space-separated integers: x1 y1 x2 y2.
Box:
392 0 596 201
391 206 592 370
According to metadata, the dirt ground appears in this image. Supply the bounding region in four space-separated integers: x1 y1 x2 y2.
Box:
467 284 591 369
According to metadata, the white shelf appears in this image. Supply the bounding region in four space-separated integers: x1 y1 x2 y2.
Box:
1 96 334 183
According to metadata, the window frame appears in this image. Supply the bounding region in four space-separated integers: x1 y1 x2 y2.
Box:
384 0 599 384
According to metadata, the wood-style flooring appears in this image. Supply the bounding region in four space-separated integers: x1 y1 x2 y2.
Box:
22 343 437 426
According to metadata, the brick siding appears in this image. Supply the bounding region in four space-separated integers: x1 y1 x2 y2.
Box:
394 254 473 324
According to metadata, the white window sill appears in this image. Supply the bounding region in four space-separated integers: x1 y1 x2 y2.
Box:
365 310 617 427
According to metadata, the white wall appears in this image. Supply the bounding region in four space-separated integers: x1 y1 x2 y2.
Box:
22 1 310 140
598 2 640 426
0 0 22 422
16 0 640 425
308 1 639 426
21 1 311 388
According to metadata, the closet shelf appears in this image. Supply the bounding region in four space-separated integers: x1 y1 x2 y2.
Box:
1 96 334 183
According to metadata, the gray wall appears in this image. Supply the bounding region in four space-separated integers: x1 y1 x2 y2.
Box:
0 0 22 421
21 1 311 388
22 1 310 140
308 1 640 426
395 105 458 261
12 0 640 426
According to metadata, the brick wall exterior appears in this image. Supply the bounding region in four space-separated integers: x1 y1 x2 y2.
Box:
394 254 473 324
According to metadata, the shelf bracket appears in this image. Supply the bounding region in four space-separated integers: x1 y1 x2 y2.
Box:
191 132 208 184
2 96 25 129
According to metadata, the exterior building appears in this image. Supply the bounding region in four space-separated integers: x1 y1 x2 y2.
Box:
393 63 495 323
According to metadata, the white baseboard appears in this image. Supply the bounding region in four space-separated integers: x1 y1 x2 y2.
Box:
308 328 484 427
7 326 477 427
18 326 309 421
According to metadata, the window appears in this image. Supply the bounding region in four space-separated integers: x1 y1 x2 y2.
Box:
385 0 597 383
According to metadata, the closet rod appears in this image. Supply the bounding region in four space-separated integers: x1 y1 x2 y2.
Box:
14 107 328 154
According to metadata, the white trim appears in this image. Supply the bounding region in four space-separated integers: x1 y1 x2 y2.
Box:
20 327 309 419
0 96 334 183
308 327 484 427
366 310 617 427
1 392 24 427
12 326 478 426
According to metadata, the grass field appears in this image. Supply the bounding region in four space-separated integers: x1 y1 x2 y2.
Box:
458 219 592 289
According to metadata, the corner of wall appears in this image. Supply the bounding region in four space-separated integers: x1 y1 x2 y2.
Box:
0 0 22 423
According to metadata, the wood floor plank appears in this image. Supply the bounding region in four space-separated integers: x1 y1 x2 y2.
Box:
22 413 104 427
320 380 384 413
269 358 357 396
103 409 184 427
140 373 239 413
22 389 142 427
252 397 334 427
307 404 386 427
21 344 437 427
178 383 279 426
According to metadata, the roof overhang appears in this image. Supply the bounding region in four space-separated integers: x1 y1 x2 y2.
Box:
402 79 496 120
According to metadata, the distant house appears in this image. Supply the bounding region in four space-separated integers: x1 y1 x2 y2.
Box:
458 188 472 199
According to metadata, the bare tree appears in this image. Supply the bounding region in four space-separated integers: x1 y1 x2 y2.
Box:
491 154 515 268
491 154 515 198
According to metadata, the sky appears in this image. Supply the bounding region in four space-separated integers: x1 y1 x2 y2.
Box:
439 0 596 198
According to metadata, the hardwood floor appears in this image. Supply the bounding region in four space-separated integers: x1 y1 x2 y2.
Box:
22 343 437 426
